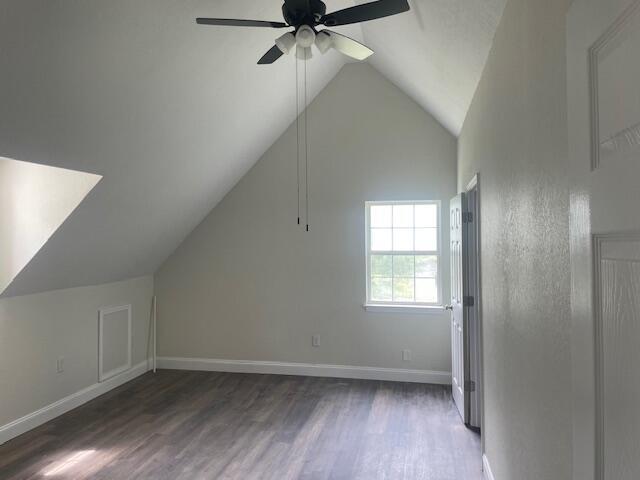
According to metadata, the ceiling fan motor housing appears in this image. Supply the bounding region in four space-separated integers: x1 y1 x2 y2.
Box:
282 0 327 27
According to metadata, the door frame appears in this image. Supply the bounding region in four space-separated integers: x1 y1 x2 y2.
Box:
465 174 483 433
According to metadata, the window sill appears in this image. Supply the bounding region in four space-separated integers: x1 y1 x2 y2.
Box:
363 304 446 315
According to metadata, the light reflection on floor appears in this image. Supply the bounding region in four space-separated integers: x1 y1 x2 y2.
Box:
42 450 96 476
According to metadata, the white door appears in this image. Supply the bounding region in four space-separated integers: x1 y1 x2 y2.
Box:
449 194 467 422
568 1 640 479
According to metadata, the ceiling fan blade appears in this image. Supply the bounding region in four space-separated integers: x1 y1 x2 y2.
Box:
258 45 285 64
321 0 409 27
196 18 288 28
324 30 373 61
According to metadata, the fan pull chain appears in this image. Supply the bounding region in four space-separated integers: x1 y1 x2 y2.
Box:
295 56 300 226
304 58 309 232
293 55 310 232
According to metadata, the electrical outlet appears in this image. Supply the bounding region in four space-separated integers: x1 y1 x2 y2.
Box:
56 356 65 373
402 349 411 362
312 335 320 347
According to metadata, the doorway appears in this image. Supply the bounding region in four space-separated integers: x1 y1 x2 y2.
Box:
448 174 483 432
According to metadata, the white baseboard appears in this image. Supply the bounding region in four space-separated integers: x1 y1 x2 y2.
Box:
157 357 451 385
0 360 151 446
483 454 496 480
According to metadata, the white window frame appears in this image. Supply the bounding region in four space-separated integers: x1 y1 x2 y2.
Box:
364 200 444 313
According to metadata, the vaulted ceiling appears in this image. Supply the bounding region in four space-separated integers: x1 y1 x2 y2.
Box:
364 0 507 135
0 0 505 297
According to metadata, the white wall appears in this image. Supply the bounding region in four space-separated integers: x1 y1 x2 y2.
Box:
155 63 457 373
457 0 573 478
0 276 153 428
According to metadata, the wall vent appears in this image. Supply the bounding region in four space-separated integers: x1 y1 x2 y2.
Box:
98 305 132 382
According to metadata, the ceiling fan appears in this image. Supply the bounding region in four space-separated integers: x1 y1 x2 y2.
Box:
196 0 410 64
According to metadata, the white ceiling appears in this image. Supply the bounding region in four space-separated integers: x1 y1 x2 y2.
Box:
0 0 504 297
360 0 507 135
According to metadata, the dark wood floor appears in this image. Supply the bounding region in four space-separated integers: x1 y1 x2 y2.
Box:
0 371 482 480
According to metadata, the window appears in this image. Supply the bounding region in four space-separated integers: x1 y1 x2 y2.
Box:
365 201 441 308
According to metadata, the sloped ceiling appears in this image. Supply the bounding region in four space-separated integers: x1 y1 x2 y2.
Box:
361 0 507 135
0 0 359 297
0 0 504 297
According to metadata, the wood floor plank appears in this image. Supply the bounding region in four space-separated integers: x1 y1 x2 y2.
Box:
0 371 482 479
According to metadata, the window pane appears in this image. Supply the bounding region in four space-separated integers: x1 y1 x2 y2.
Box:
370 205 392 228
371 255 392 277
393 277 414 302
393 228 414 251
415 204 438 228
367 201 440 305
415 256 438 278
371 277 392 301
393 204 414 228
371 228 392 251
393 255 414 277
415 228 437 251
416 278 438 303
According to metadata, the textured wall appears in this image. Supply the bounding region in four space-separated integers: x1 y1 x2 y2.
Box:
0 276 153 427
457 0 573 478
155 63 457 373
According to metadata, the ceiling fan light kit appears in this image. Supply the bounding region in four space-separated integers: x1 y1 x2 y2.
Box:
314 31 332 54
196 0 410 64
295 25 316 48
275 32 297 54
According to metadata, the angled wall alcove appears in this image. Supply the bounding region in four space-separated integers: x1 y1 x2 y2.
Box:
0 156 101 296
